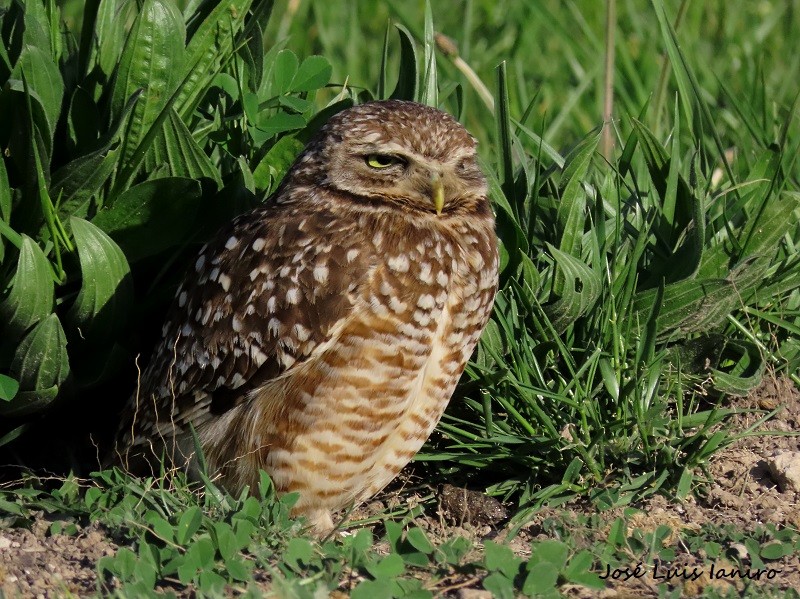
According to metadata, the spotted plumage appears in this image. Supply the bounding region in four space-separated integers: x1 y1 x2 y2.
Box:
112 100 499 532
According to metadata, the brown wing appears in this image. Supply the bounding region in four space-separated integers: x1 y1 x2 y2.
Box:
121 202 371 449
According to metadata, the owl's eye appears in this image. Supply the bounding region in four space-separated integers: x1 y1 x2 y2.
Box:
365 154 405 169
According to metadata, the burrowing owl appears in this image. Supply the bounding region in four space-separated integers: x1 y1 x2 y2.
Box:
113 100 498 532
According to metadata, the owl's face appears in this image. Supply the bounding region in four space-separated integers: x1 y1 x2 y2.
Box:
293 100 488 216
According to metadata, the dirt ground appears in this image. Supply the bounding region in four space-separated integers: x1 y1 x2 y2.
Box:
0 375 798 598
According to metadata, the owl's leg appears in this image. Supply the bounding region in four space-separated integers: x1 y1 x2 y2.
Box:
300 508 335 536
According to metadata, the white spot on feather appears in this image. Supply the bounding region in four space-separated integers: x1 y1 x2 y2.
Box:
225 236 238 250
388 255 410 273
267 318 281 336
252 238 266 251
293 323 310 342
218 273 232 291
313 264 329 283
418 263 433 284
286 288 300 304
417 294 435 309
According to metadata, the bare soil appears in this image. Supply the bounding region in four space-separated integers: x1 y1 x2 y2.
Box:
0 375 798 598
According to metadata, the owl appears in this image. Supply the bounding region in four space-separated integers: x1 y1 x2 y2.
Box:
112 100 499 533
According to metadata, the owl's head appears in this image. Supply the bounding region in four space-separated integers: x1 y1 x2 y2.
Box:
289 100 488 216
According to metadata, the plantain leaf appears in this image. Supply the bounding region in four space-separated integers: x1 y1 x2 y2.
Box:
2 314 70 417
557 132 598 261
66 218 133 343
0 157 10 262
739 182 799 264
710 340 765 396
51 147 120 220
419 0 437 107
0 149 10 223
10 44 64 148
145 108 223 187
94 0 132 79
632 278 738 339
252 135 305 193
544 244 602 333
0 236 55 342
91 177 203 262
111 0 186 167
390 24 419 102
175 0 257 121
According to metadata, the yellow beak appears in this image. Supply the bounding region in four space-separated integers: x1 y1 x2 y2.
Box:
431 172 445 215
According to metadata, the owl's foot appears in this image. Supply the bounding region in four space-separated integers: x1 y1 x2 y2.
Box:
300 508 336 537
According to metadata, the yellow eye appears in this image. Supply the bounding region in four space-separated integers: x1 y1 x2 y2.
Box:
366 154 402 168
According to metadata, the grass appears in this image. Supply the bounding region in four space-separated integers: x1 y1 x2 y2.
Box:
0 0 799 596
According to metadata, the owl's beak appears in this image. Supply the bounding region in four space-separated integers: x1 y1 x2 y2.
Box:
430 172 445 215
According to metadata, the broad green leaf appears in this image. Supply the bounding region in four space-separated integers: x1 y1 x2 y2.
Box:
740 187 800 263
545 244 602 332
365 553 405 579
0 236 55 341
252 135 304 192
284 537 314 571
390 24 418 101
145 511 174 543
406 527 434 554
709 339 765 396
254 112 306 140
632 277 737 339
212 522 237 561
56 89 142 218
111 0 186 166
273 49 299 94
290 55 332 92
145 108 223 187
556 132 598 270
494 62 515 205
9 44 64 150
564 550 604 588
651 0 693 126
0 155 10 222
484 540 522 578
0 375 19 402
66 218 133 342
67 86 100 152
419 0 437 107
51 146 120 220
352 579 394 599
175 0 257 121
92 177 202 262
239 19 265 91
20 0 53 56
2 314 70 417
176 506 202 544
212 73 239 99
632 119 696 252
94 0 131 79
522 561 559 595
